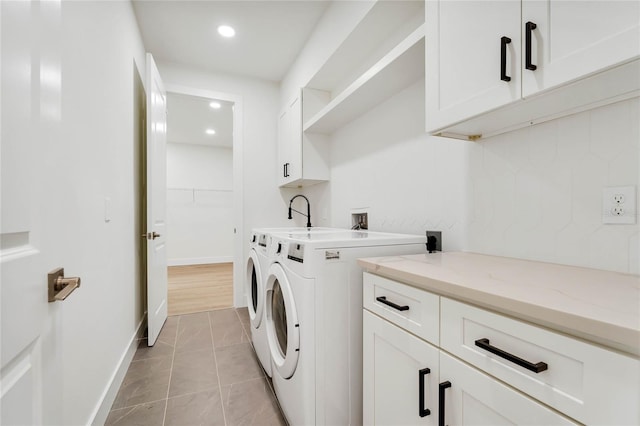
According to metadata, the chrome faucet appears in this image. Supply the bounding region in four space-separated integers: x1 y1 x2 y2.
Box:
288 194 311 228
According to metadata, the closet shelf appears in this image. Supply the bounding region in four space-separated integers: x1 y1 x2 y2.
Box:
303 24 425 134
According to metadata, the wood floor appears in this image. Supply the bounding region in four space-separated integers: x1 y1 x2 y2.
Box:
168 263 233 316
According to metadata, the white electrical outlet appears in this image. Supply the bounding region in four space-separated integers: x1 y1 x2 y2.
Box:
603 186 636 224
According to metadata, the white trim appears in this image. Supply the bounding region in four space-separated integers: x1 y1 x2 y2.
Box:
164 83 244 309
168 256 233 266
90 315 146 426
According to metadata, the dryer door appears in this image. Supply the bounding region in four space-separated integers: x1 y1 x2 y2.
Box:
265 262 300 379
246 249 264 328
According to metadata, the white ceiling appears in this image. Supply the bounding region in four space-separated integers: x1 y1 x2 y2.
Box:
132 0 331 82
166 93 234 148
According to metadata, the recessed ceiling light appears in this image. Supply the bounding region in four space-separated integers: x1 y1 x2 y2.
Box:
205 129 216 135
217 25 235 38
209 101 221 109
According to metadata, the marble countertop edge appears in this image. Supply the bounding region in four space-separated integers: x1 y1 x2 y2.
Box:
358 254 640 357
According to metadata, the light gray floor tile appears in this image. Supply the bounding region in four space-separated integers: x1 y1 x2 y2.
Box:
179 312 211 328
169 348 218 397
175 322 214 353
221 377 286 426
215 342 264 386
235 308 251 332
105 400 166 426
158 319 178 346
211 317 250 348
165 389 226 426
111 308 286 426
133 337 175 361
111 357 172 409
209 308 240 326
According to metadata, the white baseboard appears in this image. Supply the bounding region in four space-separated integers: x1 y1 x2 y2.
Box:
168 256 233 266
90 315 146 426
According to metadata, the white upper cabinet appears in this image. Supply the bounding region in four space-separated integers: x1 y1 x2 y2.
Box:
425 0 522 133
277 91 329 188
426 0 640 140
522 0 640 97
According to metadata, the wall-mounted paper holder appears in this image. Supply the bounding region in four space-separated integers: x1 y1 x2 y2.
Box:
48 268 81 302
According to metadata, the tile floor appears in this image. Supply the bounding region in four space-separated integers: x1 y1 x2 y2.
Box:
106 308 286 426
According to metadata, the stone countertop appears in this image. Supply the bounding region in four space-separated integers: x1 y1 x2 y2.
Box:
358 252 640 357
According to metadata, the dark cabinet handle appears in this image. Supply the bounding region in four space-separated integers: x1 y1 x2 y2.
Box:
438 381 451 426
525 21 537 71
474 338 548 373
500 36 512 82
376 296 409 311
283 162 290 178
418 368 431 417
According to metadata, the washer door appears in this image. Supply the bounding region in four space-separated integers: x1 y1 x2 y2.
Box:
246 249 263 328
265 262 299 379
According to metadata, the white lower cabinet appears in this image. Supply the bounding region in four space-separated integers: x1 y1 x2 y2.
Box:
363 309 576 426
363 310 439 425
439 353 576 426
362 272 639 425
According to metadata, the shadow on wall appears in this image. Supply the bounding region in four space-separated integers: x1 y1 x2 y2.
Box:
330 80 426 168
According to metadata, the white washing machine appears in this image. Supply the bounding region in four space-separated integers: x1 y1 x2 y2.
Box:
264 230 428 426
246 227 343 377
246 230 272 376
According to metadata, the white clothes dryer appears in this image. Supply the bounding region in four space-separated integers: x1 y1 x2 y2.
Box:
264 230 427 426
246 227 344 378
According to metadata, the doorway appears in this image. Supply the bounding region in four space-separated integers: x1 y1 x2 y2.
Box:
163 89 242 315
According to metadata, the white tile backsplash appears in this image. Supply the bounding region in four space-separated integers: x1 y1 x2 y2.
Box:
469 97 639 273
323 79 638 274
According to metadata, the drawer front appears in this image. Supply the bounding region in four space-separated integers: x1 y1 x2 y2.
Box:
441 297 640 425
363 273 439 345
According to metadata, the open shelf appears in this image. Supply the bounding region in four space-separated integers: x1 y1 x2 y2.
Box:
303 24 425 134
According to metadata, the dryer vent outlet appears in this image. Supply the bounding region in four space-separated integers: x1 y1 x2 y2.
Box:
426 231 442 253
352 213 368 230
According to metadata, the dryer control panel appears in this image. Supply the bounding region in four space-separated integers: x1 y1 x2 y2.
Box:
288 243 305 263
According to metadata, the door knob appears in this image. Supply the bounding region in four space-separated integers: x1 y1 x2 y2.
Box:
48 268 81 302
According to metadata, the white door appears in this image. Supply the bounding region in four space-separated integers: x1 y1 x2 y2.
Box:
425 0 521 132
439 352 577 425
363 311 439 426
522 0 640 97
1 1 50 423
145 53 168 346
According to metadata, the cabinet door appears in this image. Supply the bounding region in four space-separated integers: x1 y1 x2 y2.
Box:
522 1 640 97
426 0 521 133
363 310 439 426
278 95 302 186
287 95 302 182
277 108 290 187
439 352 577 426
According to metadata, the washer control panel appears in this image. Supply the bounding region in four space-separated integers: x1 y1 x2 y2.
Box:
287 243 305 263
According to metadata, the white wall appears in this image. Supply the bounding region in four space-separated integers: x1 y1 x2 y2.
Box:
1 1 147 424
157 62 299 306
313 79 469 250
280 0 374 107
166 143 234 265
59 3 147 424
283 5 639 275
320 79 639 274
